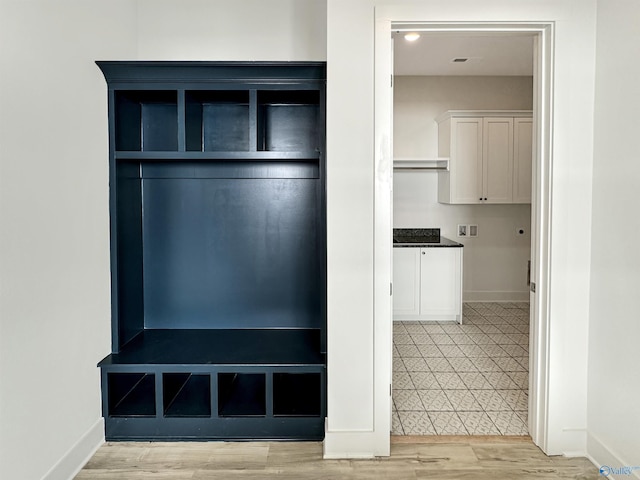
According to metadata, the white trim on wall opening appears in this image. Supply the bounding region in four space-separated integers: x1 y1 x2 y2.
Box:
374 18 554 454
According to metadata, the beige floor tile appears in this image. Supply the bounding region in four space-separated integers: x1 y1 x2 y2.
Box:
417 389 454 411
410 333 434 345
394 389 425 411
482 372 519 390
470 390 512 412
458 411 501 435
399 411 437 435
392 411 404 435
403 357 430 372
393 372 415 390
397 344 422 357
433 372 466 389
448 357 479 372
444 389 483 411
458 372 493 390
392 302 530 437
487 411 529 435
410 372 439 389
418 344 444 357
426 357 454 372
437 345 466 357
394 333 414 344
428 412 468 435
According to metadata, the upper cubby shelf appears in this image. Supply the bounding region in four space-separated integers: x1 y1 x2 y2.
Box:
101 61 325 159
186 90 250 152
258 90 320 152
113 89 321 157
115 90 178 152
114 151 321 161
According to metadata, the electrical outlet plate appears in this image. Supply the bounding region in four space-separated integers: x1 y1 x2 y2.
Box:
457 224 467 237
469 225 478 237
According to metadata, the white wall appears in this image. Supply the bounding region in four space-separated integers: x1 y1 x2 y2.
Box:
324 0 377 455
0 2 137 479
135 0 327 60
394 76 533 301
0 1 326 478
588 0 640 474
327 0 596 458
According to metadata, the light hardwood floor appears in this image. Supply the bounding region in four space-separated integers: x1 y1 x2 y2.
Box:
75 436 599 479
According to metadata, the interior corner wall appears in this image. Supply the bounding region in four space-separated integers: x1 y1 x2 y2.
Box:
394 76 533 301
0 2 138 479
588 0 640 472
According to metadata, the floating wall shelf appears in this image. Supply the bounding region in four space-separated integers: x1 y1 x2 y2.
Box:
393 158 450 171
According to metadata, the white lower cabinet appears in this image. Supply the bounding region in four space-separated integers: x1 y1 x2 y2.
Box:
393 247 463 322
393 248 421 316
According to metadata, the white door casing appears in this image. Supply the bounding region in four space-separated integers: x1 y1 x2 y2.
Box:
373 17 554 456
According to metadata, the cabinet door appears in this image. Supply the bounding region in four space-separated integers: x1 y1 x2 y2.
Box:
513 117 533 203
483 117 514 203
420 248 460 317
451 118 483 204
393 248 421 317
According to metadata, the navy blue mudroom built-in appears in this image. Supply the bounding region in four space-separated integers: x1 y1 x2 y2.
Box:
97 62 327 441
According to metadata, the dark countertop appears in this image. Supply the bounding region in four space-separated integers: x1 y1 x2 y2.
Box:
393 228 463 248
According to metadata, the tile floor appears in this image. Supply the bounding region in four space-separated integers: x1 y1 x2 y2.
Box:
392 302 530 436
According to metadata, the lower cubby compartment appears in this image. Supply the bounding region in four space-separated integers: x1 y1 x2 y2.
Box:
99 329 326 440
273 373 321 417
108 373 156 417
218 373 266 417
163 373 211 417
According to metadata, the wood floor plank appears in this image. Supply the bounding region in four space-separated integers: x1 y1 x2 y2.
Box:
143 442 270 471
389 443 479 469
415 466 600 480
391 434 532 444
75 440 600 479
76 469 195 480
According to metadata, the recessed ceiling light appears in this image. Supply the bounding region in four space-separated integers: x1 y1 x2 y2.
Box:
404 32 420 42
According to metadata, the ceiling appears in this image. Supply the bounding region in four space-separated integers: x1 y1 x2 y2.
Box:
393 33 535 76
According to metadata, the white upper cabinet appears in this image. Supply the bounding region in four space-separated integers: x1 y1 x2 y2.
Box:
437 111 532 205
437 117 483 203
483 117 514 203
513 117 533 203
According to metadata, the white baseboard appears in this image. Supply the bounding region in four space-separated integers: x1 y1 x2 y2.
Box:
464 291 530 302
393 314 458 322
587 431 640 480
42 418 104 480
323 420 389 458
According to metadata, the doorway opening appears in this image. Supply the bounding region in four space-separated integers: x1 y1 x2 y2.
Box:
375 21 553 450
392 31 534 436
